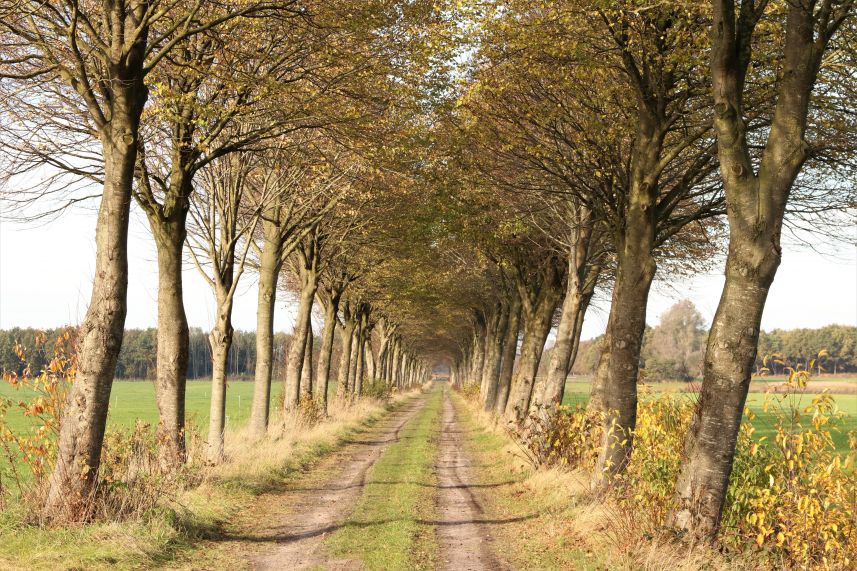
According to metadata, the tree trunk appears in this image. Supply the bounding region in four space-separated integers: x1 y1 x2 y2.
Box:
45 129 140 518
249 221 283 438
336 317 356 400
300 315 314 400
149 220 190 465
469 314 487 385
347 325 360 398
590 242 656 491
495 296 521 415
366 339 376 384
284 269 317 412
355 334 365 398
669 233 778 536
669 0 833 537
315 294 339 413
479 307 502 400
481 302 509 411
505 286 560 423
207 288 234 464
535 237 600 413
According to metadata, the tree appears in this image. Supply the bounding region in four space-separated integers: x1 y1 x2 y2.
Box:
187 151 267 463
643 300 707 381
670 0 855 539
248 141 345 436
0 0 282 519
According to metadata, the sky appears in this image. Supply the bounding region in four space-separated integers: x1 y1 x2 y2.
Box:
0 203 855 341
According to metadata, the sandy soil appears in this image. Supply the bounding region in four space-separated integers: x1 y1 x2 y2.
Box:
435 389 506 571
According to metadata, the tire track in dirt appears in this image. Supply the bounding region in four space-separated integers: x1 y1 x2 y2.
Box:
213 394 429 571
436 389 506 571
251 394 428 570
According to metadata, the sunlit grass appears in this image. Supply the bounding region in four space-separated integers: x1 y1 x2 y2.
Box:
0 379 263 435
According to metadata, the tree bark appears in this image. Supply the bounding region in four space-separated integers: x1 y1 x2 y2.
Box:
300 313 314 400
45 121 143 517
347 324 360 399
481 302 509 411
479 306 503 400
315 292 340 413
336 308 356 400
249 220 284 438
589 239 656 491
469 312 487 385
505 279 561 423
495 295 521 415
366 338 376 384
150 219 190 464
284 265 317 412
207 287 234 463
355 333 365 397
534 228 601 414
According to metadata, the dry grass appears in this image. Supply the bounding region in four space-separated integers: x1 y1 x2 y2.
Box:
214 397 392 482
453 394 762 571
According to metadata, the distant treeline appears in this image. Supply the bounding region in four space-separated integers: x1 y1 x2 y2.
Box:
3 320 855 382
0 327 293 380
570 322 857 379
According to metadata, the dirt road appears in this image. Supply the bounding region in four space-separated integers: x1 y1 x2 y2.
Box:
186 386 509 570
436 389 505 571
250 395 428 570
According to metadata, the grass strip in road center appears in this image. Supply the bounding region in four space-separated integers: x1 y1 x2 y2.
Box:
324 385 443 571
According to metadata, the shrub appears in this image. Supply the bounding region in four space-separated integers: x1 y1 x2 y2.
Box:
296 395 326 427
0 330 200 524
507 403 602 471
361 378 392 401
457 382 481 402
511 370 856 568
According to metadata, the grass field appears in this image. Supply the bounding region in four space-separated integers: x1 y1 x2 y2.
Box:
0 378 266 436
562 376 857 453
2 375 854 451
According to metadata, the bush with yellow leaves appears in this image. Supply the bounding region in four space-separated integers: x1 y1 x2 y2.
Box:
515 367 856 568
722 367 856 569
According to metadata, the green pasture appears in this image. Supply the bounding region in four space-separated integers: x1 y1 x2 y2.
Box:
2 375 853 452
0 379 265 436
562 376 857 453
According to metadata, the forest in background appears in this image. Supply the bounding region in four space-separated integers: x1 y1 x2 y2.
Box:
4 300 855 382
569 301 857 379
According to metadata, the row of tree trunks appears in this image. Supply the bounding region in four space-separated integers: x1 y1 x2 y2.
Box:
494 293 521 415
504 261 564 423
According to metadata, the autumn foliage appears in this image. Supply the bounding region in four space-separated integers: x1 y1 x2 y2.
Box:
495 368 857 569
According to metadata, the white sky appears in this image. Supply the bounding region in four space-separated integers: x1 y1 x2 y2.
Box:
0 203 855 340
